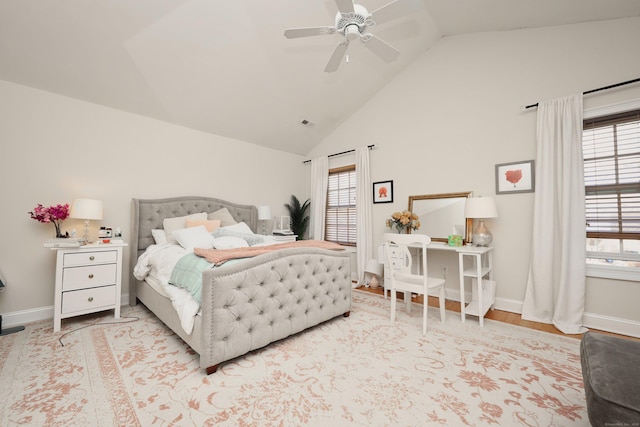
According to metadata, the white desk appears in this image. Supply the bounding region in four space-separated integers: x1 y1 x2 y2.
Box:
378 242 495 326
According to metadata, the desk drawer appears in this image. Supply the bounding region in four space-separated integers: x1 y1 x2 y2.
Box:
62 285 116 314
64 250 117 267
62 264 117 291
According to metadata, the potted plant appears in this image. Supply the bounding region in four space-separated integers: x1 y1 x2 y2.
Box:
284 195 310 240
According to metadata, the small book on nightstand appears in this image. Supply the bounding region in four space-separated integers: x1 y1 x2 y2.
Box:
272 234 297 242
43 238 84 248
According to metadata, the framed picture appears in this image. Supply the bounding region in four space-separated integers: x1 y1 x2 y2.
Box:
373 180 394 204
495 160 535 194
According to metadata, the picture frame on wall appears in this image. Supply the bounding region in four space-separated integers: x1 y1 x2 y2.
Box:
495 160 535 194
373 180 394 204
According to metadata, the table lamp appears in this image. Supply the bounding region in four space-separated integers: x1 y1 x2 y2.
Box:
364 259 383 288
70 198 103 243
257 205 272 235
464 197 498 246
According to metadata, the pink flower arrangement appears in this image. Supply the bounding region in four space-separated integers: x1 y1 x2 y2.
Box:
29 203 70 238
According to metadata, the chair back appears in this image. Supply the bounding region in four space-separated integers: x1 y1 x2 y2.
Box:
383 233 445 334
383 233 432 282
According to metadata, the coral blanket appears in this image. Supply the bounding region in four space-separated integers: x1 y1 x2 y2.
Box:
194 240 345 266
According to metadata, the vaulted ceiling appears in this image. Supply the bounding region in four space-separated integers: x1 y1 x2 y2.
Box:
1 0 639 155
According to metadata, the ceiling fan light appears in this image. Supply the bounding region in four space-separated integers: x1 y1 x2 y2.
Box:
345 24 360 41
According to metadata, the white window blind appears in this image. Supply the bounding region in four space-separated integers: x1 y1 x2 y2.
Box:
583 109 640 239
583 108 640 276
325 166 356 246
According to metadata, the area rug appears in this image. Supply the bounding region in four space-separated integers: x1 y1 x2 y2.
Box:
0 290 587 426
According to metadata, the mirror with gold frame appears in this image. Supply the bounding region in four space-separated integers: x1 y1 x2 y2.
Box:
408 192 473 244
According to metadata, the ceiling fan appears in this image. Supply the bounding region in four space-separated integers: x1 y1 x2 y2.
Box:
284 0 423 72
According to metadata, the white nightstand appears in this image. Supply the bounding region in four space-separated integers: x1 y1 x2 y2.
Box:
51 242 127 332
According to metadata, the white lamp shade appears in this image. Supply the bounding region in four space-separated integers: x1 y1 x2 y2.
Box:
364 258 383 276
465 197 498 219
70 198 104 220
257 205 272 220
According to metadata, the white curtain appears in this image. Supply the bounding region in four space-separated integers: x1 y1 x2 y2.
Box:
309 156 328 240
521 93 587 335
355 147 373 287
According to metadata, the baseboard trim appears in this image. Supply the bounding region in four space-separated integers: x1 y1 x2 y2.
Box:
1 294 132 329
1 305 53 328
583 312 640 338
445 288 523 315
445 287 640 338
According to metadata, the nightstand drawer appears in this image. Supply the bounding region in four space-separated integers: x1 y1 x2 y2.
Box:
62 285 116 314
62 264 117 291
63 250 117 267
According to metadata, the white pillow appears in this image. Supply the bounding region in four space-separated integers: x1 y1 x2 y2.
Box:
221 222 254 234
151 229 167 245
213 236 249 250
163 212 207 244
173 225 215 251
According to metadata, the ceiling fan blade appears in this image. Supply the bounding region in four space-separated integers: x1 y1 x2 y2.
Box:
324 41 349 73
362 35 399 63
370 0 423 25
284 26 336 39
334 0 354 14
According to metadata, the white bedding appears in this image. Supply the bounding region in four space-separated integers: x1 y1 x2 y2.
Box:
133 236 281 335
133 243 202 334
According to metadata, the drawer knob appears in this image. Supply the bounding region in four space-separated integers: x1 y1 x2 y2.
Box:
88 297 94 302
88 274 94 279
89 256 95 261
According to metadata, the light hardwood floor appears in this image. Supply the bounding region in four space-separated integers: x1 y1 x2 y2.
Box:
357 285 638 341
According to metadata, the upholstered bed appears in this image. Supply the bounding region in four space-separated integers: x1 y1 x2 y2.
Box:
130 196 352 374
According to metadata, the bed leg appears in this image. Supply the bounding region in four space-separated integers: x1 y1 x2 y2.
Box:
343 311 350 318
206 364 220 375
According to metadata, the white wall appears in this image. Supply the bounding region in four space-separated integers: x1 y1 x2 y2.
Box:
0 80 305 318
308 17 640 334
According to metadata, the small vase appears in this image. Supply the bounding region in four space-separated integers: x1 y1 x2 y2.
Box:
54 223 65 238
395 225 408 234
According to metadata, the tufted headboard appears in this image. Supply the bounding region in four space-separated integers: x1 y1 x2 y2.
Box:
130 196 258 305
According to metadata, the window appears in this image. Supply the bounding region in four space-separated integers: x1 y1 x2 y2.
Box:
583 108 640 279
325 165 356 246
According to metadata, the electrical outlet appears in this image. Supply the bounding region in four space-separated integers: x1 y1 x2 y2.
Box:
442 266 448 275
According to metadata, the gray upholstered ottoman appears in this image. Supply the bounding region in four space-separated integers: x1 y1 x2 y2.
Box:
580 331 640 426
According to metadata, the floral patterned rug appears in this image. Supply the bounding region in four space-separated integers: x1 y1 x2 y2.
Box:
0 290 588 426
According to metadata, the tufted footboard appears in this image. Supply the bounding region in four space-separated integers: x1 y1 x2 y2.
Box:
199 247 351 374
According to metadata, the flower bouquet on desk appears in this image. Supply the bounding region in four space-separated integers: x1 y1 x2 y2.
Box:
386 211 420 233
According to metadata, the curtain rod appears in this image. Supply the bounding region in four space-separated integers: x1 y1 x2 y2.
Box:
302 144 375 164
523 77 640 110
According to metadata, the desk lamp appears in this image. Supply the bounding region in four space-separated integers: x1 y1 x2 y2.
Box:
70 198 103 243
257 205 272 235
464 197 498 246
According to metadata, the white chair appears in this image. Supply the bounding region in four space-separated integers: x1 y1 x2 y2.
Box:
383 233 446 335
